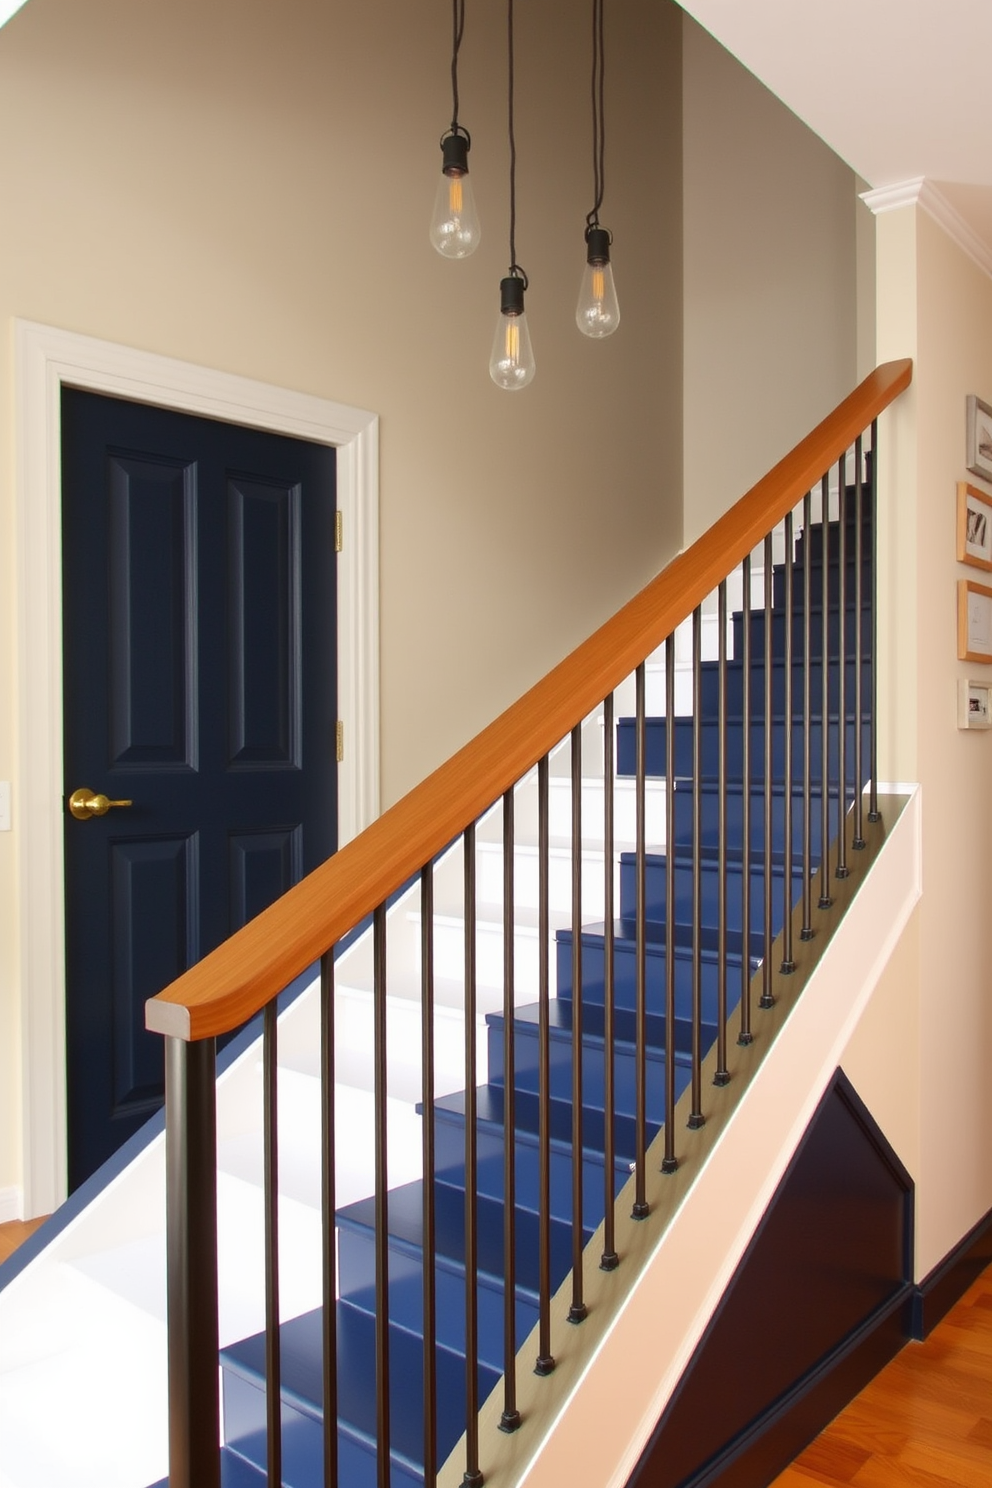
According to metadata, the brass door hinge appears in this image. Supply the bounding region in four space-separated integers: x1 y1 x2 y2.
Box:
336 721 344 762
335 510 343 553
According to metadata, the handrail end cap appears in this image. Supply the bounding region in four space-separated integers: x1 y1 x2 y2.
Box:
145 997 192 1041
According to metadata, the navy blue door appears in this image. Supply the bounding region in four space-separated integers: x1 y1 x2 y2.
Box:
61 389 337 1192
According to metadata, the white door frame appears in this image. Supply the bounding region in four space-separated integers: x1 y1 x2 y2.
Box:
14 319 380 1217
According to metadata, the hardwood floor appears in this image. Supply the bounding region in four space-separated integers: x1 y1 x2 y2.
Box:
773 1265 992 1487
0 1216 48 1265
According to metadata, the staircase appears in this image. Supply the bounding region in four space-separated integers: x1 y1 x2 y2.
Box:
0 365 913 1488
209 479 874 1486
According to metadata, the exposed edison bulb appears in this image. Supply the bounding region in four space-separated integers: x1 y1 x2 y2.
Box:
576 226 620 338
430 131 481 259
490 276 536 390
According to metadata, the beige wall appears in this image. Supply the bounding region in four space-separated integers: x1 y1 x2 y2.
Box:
863 202 992 1276
681 17 859 544
0 0 683 1202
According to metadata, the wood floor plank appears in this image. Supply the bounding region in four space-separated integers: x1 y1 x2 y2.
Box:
772 1263 992 1488
0 1217 47 1265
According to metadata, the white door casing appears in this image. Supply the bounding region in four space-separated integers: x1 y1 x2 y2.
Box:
14 319 380 1216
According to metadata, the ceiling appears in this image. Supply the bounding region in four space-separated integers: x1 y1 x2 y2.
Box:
676 0 992 257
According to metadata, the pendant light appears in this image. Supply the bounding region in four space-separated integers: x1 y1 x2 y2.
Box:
430 0 481 258
576 0 620 338
490 0 536 389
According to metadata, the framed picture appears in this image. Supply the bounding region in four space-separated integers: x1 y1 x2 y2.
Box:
957 482 992 569
966 394 992 482
958 579 992 661
958 678 992 729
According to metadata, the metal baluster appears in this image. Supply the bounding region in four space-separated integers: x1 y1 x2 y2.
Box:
463 824 483 1488
760 536 775 1010
373 904 391 1488
535 755 555 1375
818 475 833 910
320 951 339 1488
420 870 439 1474
569 726 588 1321
165 1036 220 1488
739 556 753 1047
801 492 814 942
662 636 678 1171
780 513 796 975
869 419 880 823
601 694 620 1265
633 663 649 1219
714 584 730 1087
836 456 850 880
689 611 705 1126
499 795 521 1429
263 1002 282 1487
853 435 866 851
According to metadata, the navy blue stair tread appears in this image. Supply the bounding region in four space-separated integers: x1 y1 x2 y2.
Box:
432 1083 649 1169
145 1451 266 1488
674 777 843 799
616 852 803 938
486 1000 692 1128
624 842 812 871
222 1299 500 1478
696 674 870 714
336 1177 580 1304
619 707 869 725
616 718 870 786
560 916 762 966
487 997 696 1062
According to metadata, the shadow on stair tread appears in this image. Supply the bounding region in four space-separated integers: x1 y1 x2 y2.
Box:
222 1299 501 1486
432 1082 651 1169
336 1176 580 1305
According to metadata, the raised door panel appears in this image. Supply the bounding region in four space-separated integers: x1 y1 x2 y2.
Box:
227 476 301 769
107 453 197 769
110 834 199 1114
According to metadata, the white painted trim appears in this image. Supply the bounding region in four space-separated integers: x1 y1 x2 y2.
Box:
14 320 380 1217
861 177 992 283
0 1187 24 1224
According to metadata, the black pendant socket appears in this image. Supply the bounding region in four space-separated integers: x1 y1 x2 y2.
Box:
499 276 526 316
585 225 612 265
441 132 471 178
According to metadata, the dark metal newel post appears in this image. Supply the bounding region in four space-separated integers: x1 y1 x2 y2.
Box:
165 1034 221 1488
632 663 650 1218
714 584 730 1086
759 535 775 1010
780 512 796 975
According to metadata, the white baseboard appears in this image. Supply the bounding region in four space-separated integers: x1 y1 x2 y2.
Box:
0 1187 23 1223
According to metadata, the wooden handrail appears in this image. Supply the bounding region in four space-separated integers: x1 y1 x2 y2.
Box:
146 359 912 1041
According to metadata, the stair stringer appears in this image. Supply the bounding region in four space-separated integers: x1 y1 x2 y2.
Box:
443 786 921 1488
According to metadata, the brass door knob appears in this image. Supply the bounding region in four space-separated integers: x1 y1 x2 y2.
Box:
68 788 134 820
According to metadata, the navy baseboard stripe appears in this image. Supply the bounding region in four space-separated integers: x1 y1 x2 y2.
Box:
683 1287 912 1488
911 1204 992 1340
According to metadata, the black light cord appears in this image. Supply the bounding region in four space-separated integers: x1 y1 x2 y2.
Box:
507 0 520 275
586 0 606 231
451 0 466 135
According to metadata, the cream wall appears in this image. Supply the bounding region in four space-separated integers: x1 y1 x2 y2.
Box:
0 0 683 1204
862 201 992 1276
681 17 859 545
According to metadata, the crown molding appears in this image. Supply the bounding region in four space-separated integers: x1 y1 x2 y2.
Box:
861 176 992 283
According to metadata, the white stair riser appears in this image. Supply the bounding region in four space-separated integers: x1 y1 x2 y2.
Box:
476 841 610 919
